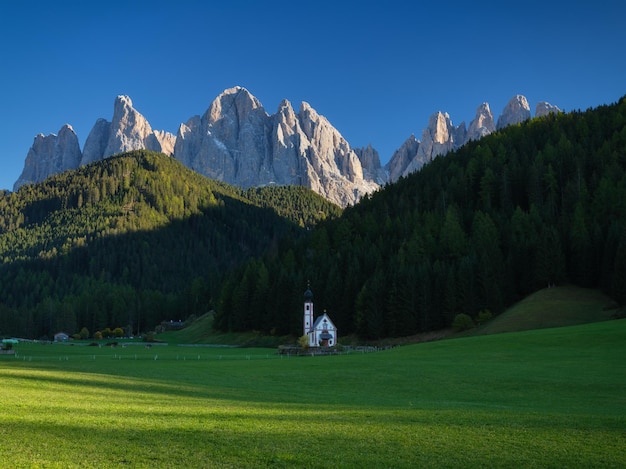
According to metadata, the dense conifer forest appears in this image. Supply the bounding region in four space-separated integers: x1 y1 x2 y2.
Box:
0 151 339 339
2 96 625 341
215 96 626 339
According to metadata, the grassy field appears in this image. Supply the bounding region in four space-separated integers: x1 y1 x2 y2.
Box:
1 319 624 468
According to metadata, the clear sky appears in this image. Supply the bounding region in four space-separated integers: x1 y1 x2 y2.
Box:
1 0 624 191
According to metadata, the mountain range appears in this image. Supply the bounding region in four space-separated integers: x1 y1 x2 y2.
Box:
14 87 559 206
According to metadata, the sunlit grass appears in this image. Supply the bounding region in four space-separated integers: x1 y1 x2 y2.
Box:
1 320 625 467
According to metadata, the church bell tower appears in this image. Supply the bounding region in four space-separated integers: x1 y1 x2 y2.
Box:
303 283 314 343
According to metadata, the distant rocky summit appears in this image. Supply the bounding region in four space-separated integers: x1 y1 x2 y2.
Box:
385 95 560 182
82 95 175 165
535 101 561 117
14 124 82 190
13 88 560 205
467 103 496 141
496 95 531 130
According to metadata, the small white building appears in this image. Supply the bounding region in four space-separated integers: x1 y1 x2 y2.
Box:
54 332 70 342
303 285 338 347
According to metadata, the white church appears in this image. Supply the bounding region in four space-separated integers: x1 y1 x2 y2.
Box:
303 285 338 347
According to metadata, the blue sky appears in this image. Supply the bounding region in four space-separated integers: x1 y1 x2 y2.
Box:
1 0 624 191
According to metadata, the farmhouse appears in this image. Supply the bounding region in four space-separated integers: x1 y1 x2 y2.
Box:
303 285 338 347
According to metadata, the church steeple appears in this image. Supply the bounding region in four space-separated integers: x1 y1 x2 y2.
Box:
303 282 314 342
304 282 314 302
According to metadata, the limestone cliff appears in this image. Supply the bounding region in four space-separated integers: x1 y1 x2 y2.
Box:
82 95 175 165
496 95 531 129
174 87 377 207
14 124 82 190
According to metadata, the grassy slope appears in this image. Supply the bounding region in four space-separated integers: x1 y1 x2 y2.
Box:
1 319 624 467
476 285 619 335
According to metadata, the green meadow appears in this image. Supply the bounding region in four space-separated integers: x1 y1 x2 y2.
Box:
1 319 625 468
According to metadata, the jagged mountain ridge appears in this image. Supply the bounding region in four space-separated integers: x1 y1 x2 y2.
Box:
174 87 378 207
14 88 560 205
385 95 560 182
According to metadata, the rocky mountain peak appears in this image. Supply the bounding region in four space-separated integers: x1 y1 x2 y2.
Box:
535 101 561 117
115 94 133 109
414 111 465 166
431 112 452 143
467 103 495 141
496 94 531 129
81 118 110 165
14 124 82 190
104 95 157 157
81 95 176 164
206 86 267 126
273 99 299 144
81 95 174 165
384 135 420 183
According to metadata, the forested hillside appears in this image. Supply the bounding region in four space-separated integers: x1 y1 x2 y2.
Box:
215 96 626 339
0 151 340 339
3 97 625 342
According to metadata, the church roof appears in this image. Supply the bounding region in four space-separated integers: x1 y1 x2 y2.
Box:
312 314 336 330
304 286 314 302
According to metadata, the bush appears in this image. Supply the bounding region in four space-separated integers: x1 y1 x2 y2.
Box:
297 335 309 349
452 313 474 331
476 309 492 325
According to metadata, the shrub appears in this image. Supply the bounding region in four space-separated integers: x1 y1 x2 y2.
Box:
452 313 474 331
476 309 492 325
297 335 309 349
